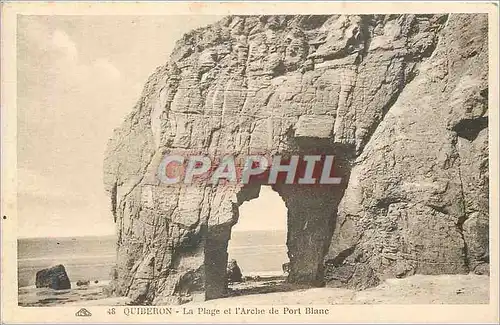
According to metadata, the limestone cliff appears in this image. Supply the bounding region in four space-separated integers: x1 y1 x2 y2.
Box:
104 14 489 304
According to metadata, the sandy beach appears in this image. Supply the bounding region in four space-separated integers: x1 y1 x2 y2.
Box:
17 281 125 307
206 274 490 305
18 274 489 307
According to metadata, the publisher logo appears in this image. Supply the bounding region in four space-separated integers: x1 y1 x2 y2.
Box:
75 308 92 317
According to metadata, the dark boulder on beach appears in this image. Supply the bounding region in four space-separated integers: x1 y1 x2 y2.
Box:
227 259 243 283
35 264 71 290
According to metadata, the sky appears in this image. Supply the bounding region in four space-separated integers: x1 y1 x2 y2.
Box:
16 15 287 238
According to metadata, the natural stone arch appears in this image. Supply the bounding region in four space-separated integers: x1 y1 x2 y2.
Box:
104 14 489 305
203 140 355 300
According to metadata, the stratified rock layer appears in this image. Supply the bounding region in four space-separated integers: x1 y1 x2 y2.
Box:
104 14 489 304
324 13 489 288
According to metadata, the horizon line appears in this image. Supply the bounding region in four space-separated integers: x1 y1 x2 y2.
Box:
17 228 287 240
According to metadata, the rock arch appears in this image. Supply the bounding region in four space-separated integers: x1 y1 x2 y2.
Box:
104 14 489 304
204 169 350 300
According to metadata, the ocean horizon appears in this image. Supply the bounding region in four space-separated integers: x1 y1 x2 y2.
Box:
18 230 289 288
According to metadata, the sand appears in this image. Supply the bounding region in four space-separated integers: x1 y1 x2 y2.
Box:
201 274 490 305
18 274 490 307
18 280 129 307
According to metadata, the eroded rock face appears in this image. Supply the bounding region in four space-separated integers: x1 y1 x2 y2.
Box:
104 14 489 304
325 14 489 288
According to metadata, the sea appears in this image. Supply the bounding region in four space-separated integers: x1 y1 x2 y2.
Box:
17 230 289 288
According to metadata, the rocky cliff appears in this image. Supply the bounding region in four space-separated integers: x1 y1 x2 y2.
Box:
104 14 489 304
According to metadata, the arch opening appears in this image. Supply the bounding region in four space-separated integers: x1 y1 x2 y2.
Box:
227 185 289 283
203 184 290 300
203 143 355 300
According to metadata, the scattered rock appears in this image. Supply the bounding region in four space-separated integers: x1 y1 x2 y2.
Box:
35 265 71 290
227 259 243 283
282 262 290 275
76 280 90 287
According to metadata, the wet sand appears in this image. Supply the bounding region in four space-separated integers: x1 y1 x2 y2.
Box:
18 281 128 307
